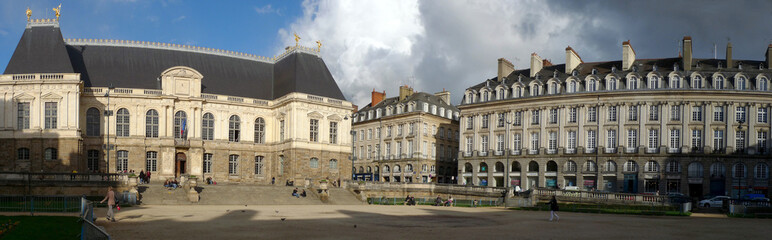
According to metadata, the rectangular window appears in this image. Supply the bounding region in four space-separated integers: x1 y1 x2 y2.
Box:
385 143 391 157
649 105 659 121
146 111 159 138
670 129 680 151
608 106 617 122
513 133 522 151
466 116 474 130
329 122 338 144
532 110 540 125
671 105 681 121
513 112 522 126
567 131 576 152
758 131 768 153
692 106 703 121
368 129 373 140
627 129 637 151
497 113 505 127
203 153 213 173
280 120 285 141
736 130 746 151
629 106 638 121
568 107 577 123
550 108 559 124
648 129 659 152
482 114 489 128
607 129 617 149
714 130 724 151
736 107 746 123
87 150 99 172
692 130 702 151
398 124 404 136
713 107 724 122
480 135 489 153
408 140 414 157
432 143 436 158
423 123 428 135
229 155 239 175
758 108 768 123
367 145 372 159
587 130 596 151
146 151 157 172
44 102 57 129
387 126 393 137
465 137 473 154
17 102 30 129
496 134 504 153
548 132 558 152
409 123 415 135
309 119 319 142
587 107 597 122
255 156 264 175
530 132 540 151
117 150 128 172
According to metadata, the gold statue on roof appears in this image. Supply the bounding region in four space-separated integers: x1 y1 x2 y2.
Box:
294 32 300 46
316 40 322 51
26 7 31 21
53 4 61 21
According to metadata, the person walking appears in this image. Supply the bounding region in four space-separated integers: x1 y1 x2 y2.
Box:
139 170 145 185
146 171 151 184
100 186 116 222
548 196 559 222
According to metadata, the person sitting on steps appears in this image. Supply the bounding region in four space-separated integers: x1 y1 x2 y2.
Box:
292 188 300 198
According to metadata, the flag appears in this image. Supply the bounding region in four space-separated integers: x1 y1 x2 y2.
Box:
181 120 187 138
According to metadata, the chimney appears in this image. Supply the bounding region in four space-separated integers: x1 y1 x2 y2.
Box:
542 59 553 66
434 89 451 105
497 58 515 81
530 53 543 77
399 85 414 101
766 44 772 69
371 89 386 106
622 40 636 71
726 42 733 68
682 36 693 71
565 46 583 74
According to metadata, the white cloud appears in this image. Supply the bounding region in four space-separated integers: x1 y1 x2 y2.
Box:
172 15 186 22
255 4 281 16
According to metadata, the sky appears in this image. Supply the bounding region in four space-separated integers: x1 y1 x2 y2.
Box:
2 0 772 108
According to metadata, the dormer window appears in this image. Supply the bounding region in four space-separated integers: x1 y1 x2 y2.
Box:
628 76 638 90
648 76 659 89
652 65 658 72
736 76 746 90
714 76 725 89
514 86 522 98
612 66 617 73
608 78 617 91
588 79 597 92
673 63 679 71
759 77 769 91
591 69 598 75
568 81 577 93
738 62 743 70
632 66 638 72
692 76 702 89
572 70 579 77
670 76 681 88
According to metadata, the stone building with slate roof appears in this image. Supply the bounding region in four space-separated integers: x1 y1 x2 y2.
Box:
459 37 771 198
0 18 353 184
351 86 460 183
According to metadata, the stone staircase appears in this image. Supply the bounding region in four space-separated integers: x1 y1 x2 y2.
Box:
137 183 364 205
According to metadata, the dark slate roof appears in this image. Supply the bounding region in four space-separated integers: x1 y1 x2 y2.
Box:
4 25 73 74
4 25 346 101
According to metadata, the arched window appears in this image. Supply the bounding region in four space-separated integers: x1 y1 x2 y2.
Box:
116 108 130 137
605 160 617 172
464 163 473 172
511 161 521 172
732 163 747 178
254 117 265 144
17 148 30 161
515 86 523 98
692 76 702 89
670 76 680 88
116 150 128 172
86 107 101 136
329 159 338 170
585 160 597 172
44 148 58 161
666 160 680 173
648 76 659 89
174 111 187 139
569 81 577 93
608 78 617 90
528 161 539 172
624 160 638 172
383 165 390 173
546 161 558 172
759 77 769 91
145 109 159 138
394 165 401 173
366 166 372 173
755 163 769 179
645 161 660 172
565 161 577 172
202 113 214 140
736 77 746 90
359 166 364 173
687 162 703 178
628 77 638 90
495 162 504 172
310 157 319 168
588 79 597 92
714 76 724 89
710 163 726 178
229 115 241 142
406 164 413 172
375 166 379 173
228 154 239 175
479 162 488 172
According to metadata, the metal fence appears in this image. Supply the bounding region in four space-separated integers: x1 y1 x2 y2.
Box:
0 195 81 214
80 197 111 240
368 197 502 207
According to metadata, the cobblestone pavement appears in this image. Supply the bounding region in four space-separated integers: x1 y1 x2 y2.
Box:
98 205 771 239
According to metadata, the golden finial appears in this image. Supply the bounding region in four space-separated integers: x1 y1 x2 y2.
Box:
52 4 61 21
316 40 322 51
294 32 300 46
26 7 32 21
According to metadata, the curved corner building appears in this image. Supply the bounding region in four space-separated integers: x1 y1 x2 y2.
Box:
459 37 770 198
0 19 353 184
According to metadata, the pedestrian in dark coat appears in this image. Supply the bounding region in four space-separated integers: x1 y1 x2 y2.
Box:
548 196 559 222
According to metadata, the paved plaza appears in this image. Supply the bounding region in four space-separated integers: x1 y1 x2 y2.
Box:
96 205 771 239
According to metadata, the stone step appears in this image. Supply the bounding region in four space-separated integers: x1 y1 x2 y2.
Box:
138 183 363 205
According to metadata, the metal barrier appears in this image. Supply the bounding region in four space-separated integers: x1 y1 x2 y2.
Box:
80 197 111 240
368 197 502 207
0 195 81 214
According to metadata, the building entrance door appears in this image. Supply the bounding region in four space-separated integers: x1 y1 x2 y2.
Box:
689 184 703 198
175 153 187 178
624 174 638 193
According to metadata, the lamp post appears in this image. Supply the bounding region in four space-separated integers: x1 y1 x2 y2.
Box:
504 116 517 204
104 84 114 173
736 119 745 198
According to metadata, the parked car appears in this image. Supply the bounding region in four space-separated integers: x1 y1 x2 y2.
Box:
698 196 730 208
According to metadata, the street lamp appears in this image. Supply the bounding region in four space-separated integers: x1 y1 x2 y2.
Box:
104 84 115 173
736 119 745 198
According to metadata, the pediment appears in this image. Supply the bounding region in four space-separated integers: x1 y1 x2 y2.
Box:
161 66 203 79
41 92 63 100
307 111 324 119
327 114 343 121
13 93 35 101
